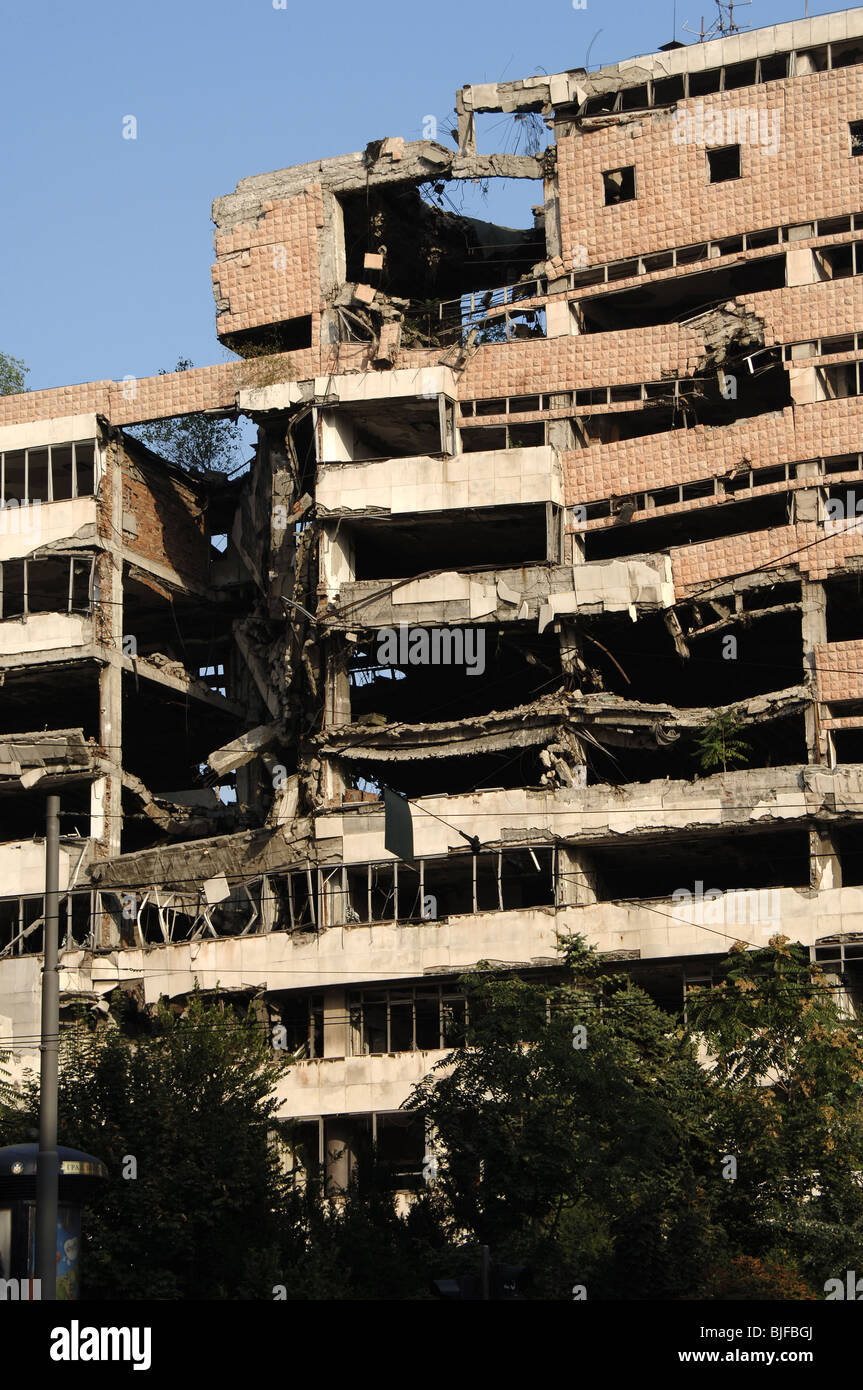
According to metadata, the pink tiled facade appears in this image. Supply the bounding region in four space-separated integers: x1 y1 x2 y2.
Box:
564 396 863 505
211 186 325 336
557 72 863 267
815 638 863 702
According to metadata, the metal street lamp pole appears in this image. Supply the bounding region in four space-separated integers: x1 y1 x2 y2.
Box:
36 794 60 1299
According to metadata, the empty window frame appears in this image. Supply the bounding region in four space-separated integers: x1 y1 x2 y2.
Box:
134 897 197 945
723 59 758 90
0 889 94 957
462 393 563 418
652 74 686 105
337 848 556 925
581 47 859 114
707 145 741 183
851 121 863 156
274 992 324 1058
349 982 468 1054
374 1112 427 1189
0 440 96 504
818 361 863 399
304 1112 425 1192
794 45 829 74
689 67 723 97
460 421 546 451
274 866 318 930
814 241 861 278
317 397 454 463
0 556 95 620
474 307 547 344
758 53 789 82
206 881 262 938
603 166 636 205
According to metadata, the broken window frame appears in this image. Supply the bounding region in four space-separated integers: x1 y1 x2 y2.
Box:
602 165 636 206
325 847 556 928
271 992 325 1059
569 218 863 294
817 359 863 400
460 421 547 451
427 277 548 345
349 981 468 1055
707 145 742 184
580 43 860 124
568 351 780 412
272 866 318 931
0 555 95 621
0 888 95 958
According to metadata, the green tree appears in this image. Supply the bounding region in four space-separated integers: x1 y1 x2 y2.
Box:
0 991 291 1299
128 358 243 474
273 1162 454 1300
407 937 723 1299
687 935 863 1291
0 1049 15 1106
0 352 28 396
693 706 751 774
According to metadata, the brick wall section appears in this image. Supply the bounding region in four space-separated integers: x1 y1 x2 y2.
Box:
564 396 863 505
557 71 863 267
0 380 115 426
455 326 707 396
671 520 863 593
211 186 325 336
3 275 859 436
111 362 239 426
391 275 863 394
671 523 799 591
745 276 863 346
815 638 863 703
121 452 209 584
0 368 239 429
0 345 375 430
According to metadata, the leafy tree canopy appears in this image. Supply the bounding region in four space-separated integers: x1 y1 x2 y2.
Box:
0 352 28 396
0 991 291 1299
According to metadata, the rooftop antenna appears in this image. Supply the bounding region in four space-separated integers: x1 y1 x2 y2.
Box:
682 0 751 40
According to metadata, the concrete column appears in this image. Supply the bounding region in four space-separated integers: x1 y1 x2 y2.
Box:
810 825 842 890
323 986 347 1058
323 636 352 729
557 845 598 906
786 246 818 286
800 578 830 764
325 1117 355 1194
97 439 125 859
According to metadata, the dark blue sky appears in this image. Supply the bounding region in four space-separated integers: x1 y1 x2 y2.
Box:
0 0 835 392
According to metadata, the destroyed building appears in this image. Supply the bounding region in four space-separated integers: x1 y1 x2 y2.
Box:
4 7 863 1191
